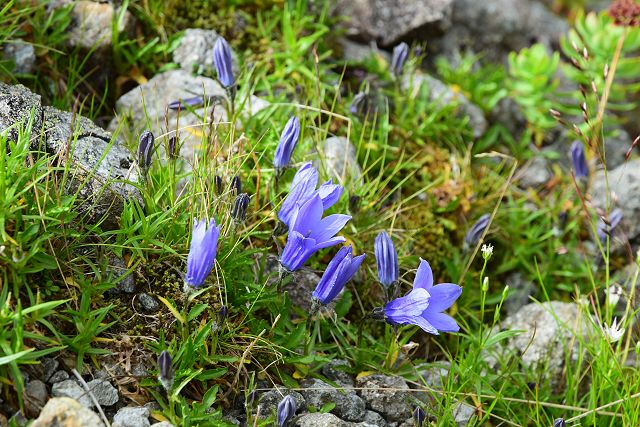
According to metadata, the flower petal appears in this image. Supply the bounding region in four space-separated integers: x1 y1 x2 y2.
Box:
421 311 460 333
292 194 324 235
413 258 434 290
312 214 351 242
385 313 439 335
425 283 462 312
385 288 430 316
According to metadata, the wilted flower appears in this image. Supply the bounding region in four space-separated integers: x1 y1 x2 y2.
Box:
277 395 296 427
280 195 351 271
231 193 250 222
596 208 623 242
157 351 174 392
465 214 490 247
553 418 566 427
274 116 301 170
376 259 462 334
605 284 622 308
167 136 179 160
413 406 426 427
231 175 242 195
138 130 154 174
278 163 343 228
602 317 625 342
185 218 221 288
390 42 409 77
213 37 234 88
375 231 399 288
312 245 365 306
570 141 588 179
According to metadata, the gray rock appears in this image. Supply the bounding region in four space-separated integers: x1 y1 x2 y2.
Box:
49 370 70 384
418 361 450 388
338 38 388 63
504 272 535 314
3 40 36 74
516 155 551 188
151 423 176 427
257 387 305 420
260 254 323 312
31 397 105 427
496 301 585 385
301 378 366 422
404 73 487 138
323 136 363 183
362 410 387 426
24 380 48 416
107 254 135 293
296 412 350 427
42 106 142 230
42 357 60 382
0 81 43 144
86 379 119 406
452 401 476 426
604 128 633 169
173 29 226 75
112 406 151 427
52 379 93 407
321 359 354 387
109 69 268 165
334 0 453 46
591 158 640 240
430 0 568 64
356 374 412 423
138 292 160 313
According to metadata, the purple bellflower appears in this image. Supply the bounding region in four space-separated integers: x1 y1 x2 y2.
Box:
168 95 206 111
185 218 221 288
378 259 462 335
157 350 174 392
570 140 589 179
390 42 409 77
138 130 154 174
312 245 365 305
375 231 399 288
464 213 490 247
214 37 234 88
277 395 296 427
596 208 623 242
278 162 344 227
274 116 301 170
280 195 351 272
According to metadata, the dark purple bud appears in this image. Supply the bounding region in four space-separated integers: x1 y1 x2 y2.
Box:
390 42 409 77
231 193 250 222
214 175 223 195
413 406 426 426
349 195 361 214
138 130 154 173
570 141 588 179
464 214 491 247
553 418 566 427
218 305 228 323
168 95 205 111
214 37 234 88
273 116 301 170
596 208 623 242
157 351 174 392
277 395 296 427
168 136 179 160
231 175 242 195
374 231 399 288
350 92 372 117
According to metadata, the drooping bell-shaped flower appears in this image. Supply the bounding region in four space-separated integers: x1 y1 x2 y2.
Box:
277 395 297 427
214 37 234 88
374 231 399 288
274 116 301 170
312 245 365 305
390 42 409 77
231 193 250 222
570 140 589 179
464 214 490 247
185 218 221 288
280 195 351 271
380 259 462 335
157 351 174 392
138 130 154 174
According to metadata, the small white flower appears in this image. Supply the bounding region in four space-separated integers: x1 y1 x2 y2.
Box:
605 285 622 308
481 244 494 260
602 317 625 343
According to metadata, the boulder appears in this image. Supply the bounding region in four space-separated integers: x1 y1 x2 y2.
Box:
356 374 412 423
31 397 105 427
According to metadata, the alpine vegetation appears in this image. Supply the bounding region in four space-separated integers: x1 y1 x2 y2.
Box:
374 259 462 334
273 116 301 170
311 245 365 306
280 195 351 271
213 36 234 88
184 218 222 289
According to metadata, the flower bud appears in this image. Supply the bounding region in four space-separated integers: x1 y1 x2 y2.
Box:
232 193 250 222
138 130 154 174
157 351 174 392
231 175 242 195
276 395 296 427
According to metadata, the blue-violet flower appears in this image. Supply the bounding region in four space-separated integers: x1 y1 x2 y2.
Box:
312 245 365 305
138 130 154 174
596 208 623 242
570 140 589 179
464 213 490 247
214 37 234 88
382 259 462 334
390 42 409 77
375 231 399 288
277 395 296 427
274 116 301 170
185 218 221 288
